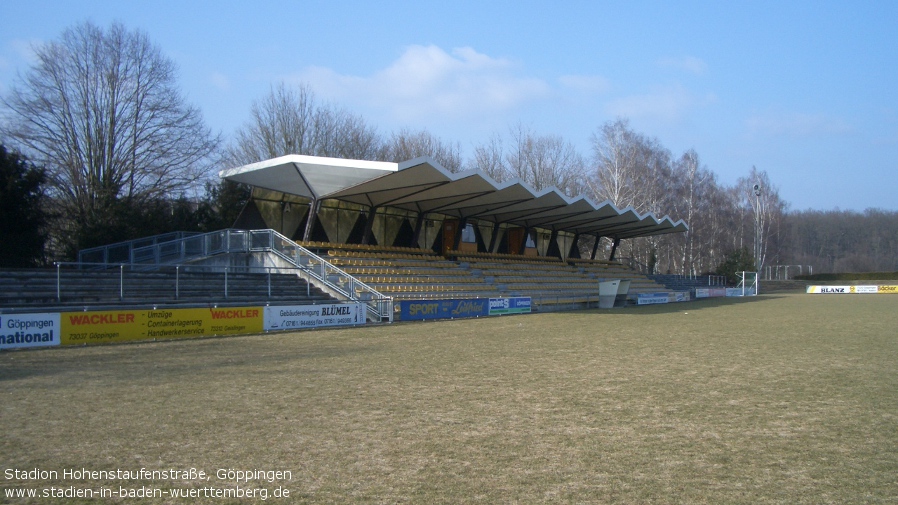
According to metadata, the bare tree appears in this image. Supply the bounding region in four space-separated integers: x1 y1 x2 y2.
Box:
738 167 786 272
674 149 708 274
1 21 219 252
383 128 464 172
467 133 508 182
225 82 384 166
588 118 641 208
505 123 585 195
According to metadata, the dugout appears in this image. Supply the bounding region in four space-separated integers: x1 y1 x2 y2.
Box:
219 155 687 260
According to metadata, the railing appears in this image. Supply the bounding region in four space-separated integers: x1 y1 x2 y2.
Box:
78 231 202 264
54 262 315 302
764 264 813 280
650 274 727 287
78 229 393 322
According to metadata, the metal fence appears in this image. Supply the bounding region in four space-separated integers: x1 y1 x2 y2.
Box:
75 229 393 322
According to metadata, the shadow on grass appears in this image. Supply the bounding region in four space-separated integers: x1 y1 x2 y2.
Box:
0 335 385 383
571 293 789 315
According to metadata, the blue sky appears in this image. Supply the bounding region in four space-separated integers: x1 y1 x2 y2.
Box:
1 0 896 212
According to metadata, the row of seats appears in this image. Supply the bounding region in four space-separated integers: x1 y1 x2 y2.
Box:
451 252 563 264
299 241 434 255
328 250 443 261
361 283 497 294
357 275 485 285
323 247 676 305
327 257 456 269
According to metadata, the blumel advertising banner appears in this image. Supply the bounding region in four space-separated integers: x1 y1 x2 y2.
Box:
264 303 365 331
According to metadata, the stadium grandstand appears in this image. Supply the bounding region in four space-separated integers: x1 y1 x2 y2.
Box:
0 155 688 323
217 155 689 317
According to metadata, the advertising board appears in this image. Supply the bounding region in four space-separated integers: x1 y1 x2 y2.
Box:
695 288 726 298
807 285 895 294
264 303 365 331
60 307 263 345
399 299 489 321
0 313 60 349
637 293 670 305
488 297 532 315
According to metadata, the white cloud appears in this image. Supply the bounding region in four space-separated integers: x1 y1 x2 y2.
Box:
606 85 713 123
657 56 708 75
209 72 231 91
745 111 853 137
10 38 40 64
558 74 611 94
290 45 550 123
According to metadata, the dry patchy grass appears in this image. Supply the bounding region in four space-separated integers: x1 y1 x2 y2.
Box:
2 293 897 503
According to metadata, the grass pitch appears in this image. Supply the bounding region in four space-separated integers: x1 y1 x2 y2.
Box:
2 293 897 503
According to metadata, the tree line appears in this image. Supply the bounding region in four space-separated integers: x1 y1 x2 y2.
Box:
1 21 894 275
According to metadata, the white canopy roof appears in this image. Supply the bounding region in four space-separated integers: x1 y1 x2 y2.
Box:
219 155 687 238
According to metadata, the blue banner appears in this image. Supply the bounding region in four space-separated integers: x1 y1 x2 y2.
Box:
399 299 489 321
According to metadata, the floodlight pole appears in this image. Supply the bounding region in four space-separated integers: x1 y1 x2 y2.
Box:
753 183 762 272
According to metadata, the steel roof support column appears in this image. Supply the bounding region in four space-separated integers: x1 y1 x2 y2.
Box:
410 212 425 248
302 198 321 243
608 237 621 261
488 222 501 253
548 229 560 259
591 235 602 260
568 232 580 259
361 205 378 245
453 217 468 251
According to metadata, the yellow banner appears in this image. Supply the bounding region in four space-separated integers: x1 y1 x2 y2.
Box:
61 307 263 345
878 285 898 294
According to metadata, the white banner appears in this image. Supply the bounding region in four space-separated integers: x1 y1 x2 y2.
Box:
637 293 669 305
0 313 61 349
807 285 880 294
264 303 365 331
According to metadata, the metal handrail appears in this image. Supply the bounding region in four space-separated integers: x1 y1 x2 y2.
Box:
77 231 203 264
76 229 393 322
54 261 313 302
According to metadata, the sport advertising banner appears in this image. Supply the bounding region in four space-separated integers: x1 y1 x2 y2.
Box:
60 307 263 345
264 303 366 331
488 297 532 315
399 299 489 321
878 286 898 294
0 313 60 349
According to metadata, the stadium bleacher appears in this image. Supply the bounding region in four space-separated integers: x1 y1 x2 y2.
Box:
310 242 679 314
